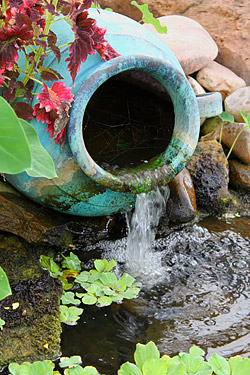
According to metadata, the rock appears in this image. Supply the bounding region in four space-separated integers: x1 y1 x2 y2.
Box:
200 116 223 136
200 120 250 164
99 1 250 85
224 86 250 122
186 140 231 212
167 168 197 223
187 76 206 96
0 181 111 245
196 61 246 97
143 15 218 75
220 122 250 165
0 234 62 367
229 160 250 192
187 76 206 125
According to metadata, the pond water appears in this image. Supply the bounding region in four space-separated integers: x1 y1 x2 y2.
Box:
61 213 250 374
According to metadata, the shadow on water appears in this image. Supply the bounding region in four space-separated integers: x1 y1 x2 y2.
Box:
61 215 250 374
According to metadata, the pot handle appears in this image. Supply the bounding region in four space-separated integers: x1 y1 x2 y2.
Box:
196 92 223 119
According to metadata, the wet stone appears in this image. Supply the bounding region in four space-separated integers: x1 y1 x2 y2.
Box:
0 234 62 368
167 168 197 223
186 140 231 213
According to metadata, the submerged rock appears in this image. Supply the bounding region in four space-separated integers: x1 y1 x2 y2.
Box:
143 15 218 75
186 140 231 212
167 168 197 223
196 61 246 98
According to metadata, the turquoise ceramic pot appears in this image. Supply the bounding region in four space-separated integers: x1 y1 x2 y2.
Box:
6 9 222 216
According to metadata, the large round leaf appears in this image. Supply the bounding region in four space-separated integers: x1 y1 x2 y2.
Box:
0 97 31 174
20 119 57 179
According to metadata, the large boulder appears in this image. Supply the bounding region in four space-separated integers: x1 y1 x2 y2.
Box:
99 0 250 85
186 140 231 212
143 15 218 75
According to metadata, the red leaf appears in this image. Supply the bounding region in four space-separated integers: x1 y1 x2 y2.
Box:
13 101 34 120
33 82 74 145
65 12 97 83
39 66 64 81
47 30 61 63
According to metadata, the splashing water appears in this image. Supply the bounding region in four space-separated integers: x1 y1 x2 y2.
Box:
124 187 169 284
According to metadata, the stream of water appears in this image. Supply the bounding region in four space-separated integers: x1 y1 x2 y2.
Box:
61 193 250 375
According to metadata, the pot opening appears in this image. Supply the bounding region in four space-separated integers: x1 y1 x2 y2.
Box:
82 70 175 172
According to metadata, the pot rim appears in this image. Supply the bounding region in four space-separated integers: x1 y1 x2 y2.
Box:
67 54 200 194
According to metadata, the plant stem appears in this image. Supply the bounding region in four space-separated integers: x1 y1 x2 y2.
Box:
227 128 245 159
46 41 72 54
22 0 59 88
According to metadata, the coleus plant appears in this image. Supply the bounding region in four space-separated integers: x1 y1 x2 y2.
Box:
0 0 119 146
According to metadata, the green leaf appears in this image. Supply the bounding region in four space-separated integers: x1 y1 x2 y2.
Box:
75 271 89 284
189 346 205 357
134 342 160 371
196 361 213 375
130 1 167 33
81 295 97 305
61 292 81 305
20 119 57 179
232 358 250 375
99 272 117 288
97 296 113 306
142 358 168 375
59 305 83 325
0 266 12 301
60 356 82 368
123 287 140 299
82 366 100 375
0 97 31 174
118 362 142 375
30 360 54 375
64 366 86 375
9 362 31 375
94 259 108 272
219 111 234 123
117 273 135 291
105 259 116 271
229 356 242 373
8 363 21 375
247 113 250 128
180 353 203 373
62 252 81 272
40 256 62 278
94 259 116 272
208 354 230 375
167 361 186 375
